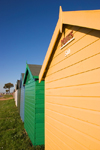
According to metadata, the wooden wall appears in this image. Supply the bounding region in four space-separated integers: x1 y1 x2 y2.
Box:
45 25 100 150
24 76 36 145
35 80 45 145
24 70 45 146
20 85 25 122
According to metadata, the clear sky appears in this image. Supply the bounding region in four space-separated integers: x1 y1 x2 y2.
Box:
0 0 100 93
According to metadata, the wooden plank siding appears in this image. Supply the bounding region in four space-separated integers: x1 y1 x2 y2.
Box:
24 64 45 146
20 85 25 122
24 77 36 145
45 25 100 150
35 80 45 145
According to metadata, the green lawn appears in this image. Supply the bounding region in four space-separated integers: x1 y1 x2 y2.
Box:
3 94 13 98
0 99 44 150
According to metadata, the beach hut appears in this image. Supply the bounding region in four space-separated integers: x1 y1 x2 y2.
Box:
15 81 19 106
20 73 25 122
39 7 100 150
14 84 17 106
15 80 21 110
17 80 21 113
23 64 45 146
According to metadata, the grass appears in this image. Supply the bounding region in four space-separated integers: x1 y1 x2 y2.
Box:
0 94 13 99
0 99 44 150
4 94 13 98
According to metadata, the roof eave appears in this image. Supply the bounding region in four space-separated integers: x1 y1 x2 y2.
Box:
23 64 29 85
39 7 100 83
39 18 60 82
62 10 100 31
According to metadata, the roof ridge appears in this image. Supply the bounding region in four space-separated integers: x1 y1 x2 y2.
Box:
39 6 100 82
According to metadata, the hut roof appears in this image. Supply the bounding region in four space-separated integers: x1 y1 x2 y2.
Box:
16 80 20 89
28 64 42 76
23 64 42 84
21 73 24 80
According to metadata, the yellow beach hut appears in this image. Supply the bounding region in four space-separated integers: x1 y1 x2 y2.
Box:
39 6 100 150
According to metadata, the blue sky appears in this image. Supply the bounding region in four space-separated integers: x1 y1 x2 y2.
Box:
0 0 100 93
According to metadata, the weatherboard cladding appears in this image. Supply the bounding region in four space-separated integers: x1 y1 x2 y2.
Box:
20 73 25 122
39 8 100 82
44 25 100 149
24 64 44 146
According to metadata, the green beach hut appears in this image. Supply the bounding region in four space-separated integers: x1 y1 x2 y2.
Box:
23 64 45 146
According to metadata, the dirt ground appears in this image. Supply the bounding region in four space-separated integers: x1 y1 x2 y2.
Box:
0 97 14 101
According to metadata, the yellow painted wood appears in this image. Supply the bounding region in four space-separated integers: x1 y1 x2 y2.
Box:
46 135 61 150
45 83 100 97
45 68 100 89
44 28 100 149
46 30 100 76
46 118 100 150
45 28 100 150
63 10 100 31
52 27 91 59
45 54 100 83
39 7 100 150
46 101 100 126
39 8 100 82
45 127 73 150
45 96 100 111
46 109 100 141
